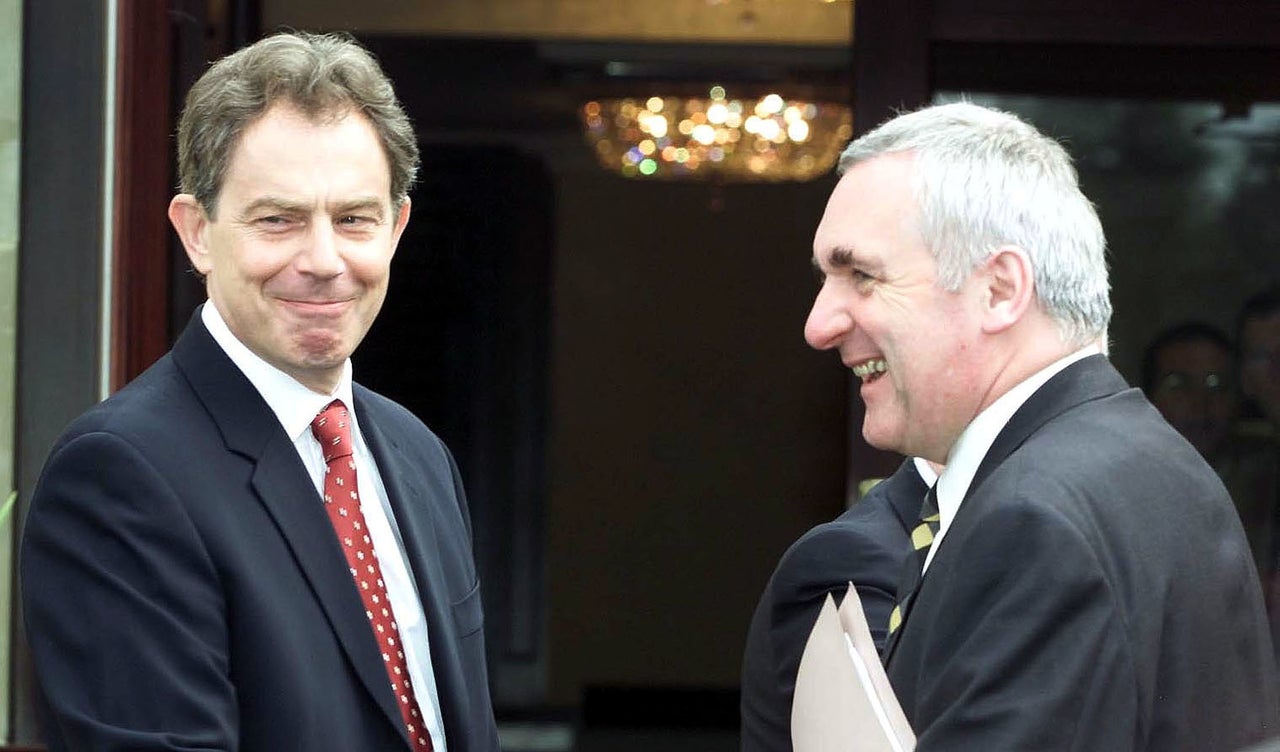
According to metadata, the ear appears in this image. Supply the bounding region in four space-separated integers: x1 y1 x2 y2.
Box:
388 197 411 257
168 194 213 276
979 244 1035 335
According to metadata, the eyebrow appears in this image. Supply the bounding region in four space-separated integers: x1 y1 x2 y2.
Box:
240 197 311 217
240 196 387 219
813 245 869 273
330 198 387 219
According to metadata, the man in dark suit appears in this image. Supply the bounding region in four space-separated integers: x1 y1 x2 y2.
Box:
21 32 499 752
740 458 932 752
804 102 1279 750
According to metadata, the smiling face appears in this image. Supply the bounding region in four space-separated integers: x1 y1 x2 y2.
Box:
805 153 988 463
169 104 410 393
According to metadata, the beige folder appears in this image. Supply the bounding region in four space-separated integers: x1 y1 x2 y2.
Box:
791 583 916 752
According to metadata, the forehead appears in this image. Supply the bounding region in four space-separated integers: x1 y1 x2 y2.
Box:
222 104 391 200
1156 338 1231 371
1242 311 1280 346
812 153 924 266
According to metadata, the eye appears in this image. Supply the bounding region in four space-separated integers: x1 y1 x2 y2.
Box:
336 214 380 231
1157 372 1190 393
851 268 876 289
254 215 296 232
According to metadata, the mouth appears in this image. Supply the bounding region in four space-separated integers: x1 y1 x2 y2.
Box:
849 357 887 383
278 298 353 316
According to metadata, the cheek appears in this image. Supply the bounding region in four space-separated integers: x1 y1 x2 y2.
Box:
1157 397 1192 421
229 244 295 288
347 247 395 284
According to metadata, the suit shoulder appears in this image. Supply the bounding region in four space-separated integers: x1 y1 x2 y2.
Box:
351 384 462 477
55 354 197 446
352 384 444 443
772 494 909 595
1017 390 1225 498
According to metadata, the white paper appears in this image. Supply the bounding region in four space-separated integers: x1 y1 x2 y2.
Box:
792 584 915 752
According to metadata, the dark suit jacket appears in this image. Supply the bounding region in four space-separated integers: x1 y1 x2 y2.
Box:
886 355 1280 751
21 314 500 752
741 459 927 752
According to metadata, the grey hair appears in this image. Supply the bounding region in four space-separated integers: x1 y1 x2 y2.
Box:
838 102 1111 348
176 31 419 216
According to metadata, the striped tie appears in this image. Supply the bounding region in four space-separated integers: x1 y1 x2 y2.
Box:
887 484 940 639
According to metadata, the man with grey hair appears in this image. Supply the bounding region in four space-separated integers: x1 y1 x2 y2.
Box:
806 101 1278 750
22 32 499 751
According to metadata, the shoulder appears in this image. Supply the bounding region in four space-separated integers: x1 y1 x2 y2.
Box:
1027 390 1224 502
783 464 923 572
352 384 447 450
55 353 204 450
770 491 911 599
948 398 1239 587
352 383 418 423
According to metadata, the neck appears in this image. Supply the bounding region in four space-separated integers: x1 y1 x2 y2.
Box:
973 322 1078 419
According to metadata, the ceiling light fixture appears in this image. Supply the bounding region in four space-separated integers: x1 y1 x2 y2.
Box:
581 85 852 182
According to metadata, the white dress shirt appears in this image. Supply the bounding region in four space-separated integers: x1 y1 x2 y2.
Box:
202 303 448 751
911 456 940 488
922 345 1101 573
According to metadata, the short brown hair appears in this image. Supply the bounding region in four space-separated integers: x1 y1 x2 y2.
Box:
176 31 419 215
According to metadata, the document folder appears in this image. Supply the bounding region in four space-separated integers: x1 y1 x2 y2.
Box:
792 583 915 752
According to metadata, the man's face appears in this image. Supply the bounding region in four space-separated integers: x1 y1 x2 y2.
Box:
1149 339 1235 459
172 104 409 393
805 153 986 463
1241 311 1280 424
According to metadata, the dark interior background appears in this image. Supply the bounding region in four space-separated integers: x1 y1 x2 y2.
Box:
158 0 1280 726
13 1 1280 750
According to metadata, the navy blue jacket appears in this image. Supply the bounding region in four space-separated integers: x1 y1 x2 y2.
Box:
22 314 500 752
741 459 926 752
886 356 1279 751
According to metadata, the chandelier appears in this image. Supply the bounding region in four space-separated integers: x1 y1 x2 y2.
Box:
581 85 853 182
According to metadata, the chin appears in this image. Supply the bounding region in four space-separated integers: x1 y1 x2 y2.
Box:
861 424 902 454
294 329 351 359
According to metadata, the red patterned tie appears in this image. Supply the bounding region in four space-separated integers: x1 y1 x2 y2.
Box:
311 400 433 752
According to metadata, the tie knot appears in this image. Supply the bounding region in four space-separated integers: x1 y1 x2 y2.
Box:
311 399 354 462
920 485 940 529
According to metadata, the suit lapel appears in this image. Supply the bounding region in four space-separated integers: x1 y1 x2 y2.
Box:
172 313 410 746
966 355 1130 502
886 356 1129 665
882 459 929 534
354 387 469 748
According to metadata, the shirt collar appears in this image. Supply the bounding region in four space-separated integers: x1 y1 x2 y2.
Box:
201 302 356 442
934 345 1101 531
912 456 939 487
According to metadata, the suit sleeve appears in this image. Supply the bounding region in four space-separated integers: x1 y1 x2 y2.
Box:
767 518 902 692
21 431 238 751
906 497 1137 751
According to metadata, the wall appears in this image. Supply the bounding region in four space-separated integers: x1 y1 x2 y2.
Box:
545 159 848 702
262 0 852 45
0 0 21 736
13 0 110 740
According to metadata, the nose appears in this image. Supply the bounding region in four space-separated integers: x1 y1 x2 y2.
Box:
296 221 345 278
1186 387 1210 418
804 282 853 351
